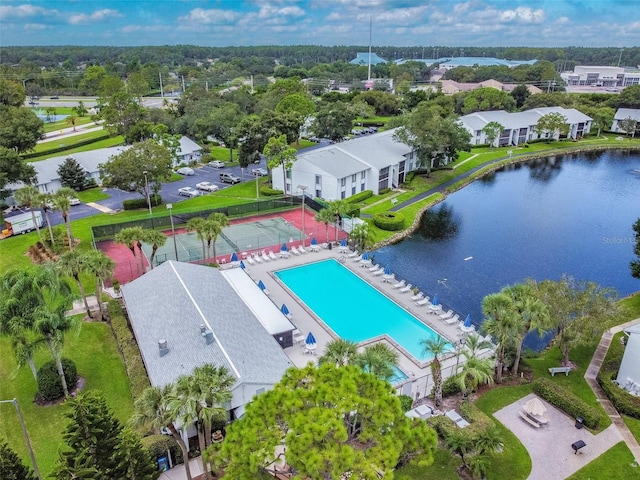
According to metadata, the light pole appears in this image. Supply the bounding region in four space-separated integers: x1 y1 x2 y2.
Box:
166 203 178 261
298 185 308 246
0 398 41 479
143 170 152 217
455 337 466 375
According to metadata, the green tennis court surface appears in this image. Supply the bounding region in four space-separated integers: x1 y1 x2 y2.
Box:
142 216 304 265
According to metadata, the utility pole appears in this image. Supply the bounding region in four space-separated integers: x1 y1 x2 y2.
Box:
159 72 164 98
0 399 41 479
367 16 372 81
617 48 624 67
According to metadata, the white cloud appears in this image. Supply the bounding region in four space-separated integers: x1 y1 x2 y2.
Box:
23 23 47 31
498 6 545 24
177 8 240 25
120 25 165 34
68 9 123 25
0 4 55 19
258 5 305 19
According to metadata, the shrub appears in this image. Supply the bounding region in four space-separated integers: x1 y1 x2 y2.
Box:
108 301 150 399
373 211 405 231
532 378 602 429
343 203 360 218
379 187 391 195
260 186 284 196
404 172 415 183
345 190 373 204
598 370 640 419
440 374 462 398
37 358 78 401
122 195 162 211
398 394 413 412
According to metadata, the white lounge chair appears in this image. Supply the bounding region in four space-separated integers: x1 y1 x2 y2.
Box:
373 268 385 276
416 296 430 306
291 246 301 255
399 283 413 293
445 314 460 325
392 279 406 289
368 263 381 273
253 253 263 263
262 251 270 262
245 255 255 265
310 244 320 252
438 309 453 320
411 292 424 301
298 245 307 254
279 250 290 259
347 251 360 258
268 251 278 261
351 254 362 262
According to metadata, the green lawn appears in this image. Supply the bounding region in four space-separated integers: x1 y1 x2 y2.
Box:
29 129 114 155
76 187 110 203
566 442 638 479
27 133 124 162
0 322 133 476
623 415 640 444
394 446 459 480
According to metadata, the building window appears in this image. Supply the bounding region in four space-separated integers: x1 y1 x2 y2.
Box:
361 171 366 179
286 170 292 179
316 189 321 198
361 183 365 192
378 167 389 191
352 174 357 182
341 178 346 187
352 185 356 195
341 191 346 199
315 174 321 186
286 183 291 193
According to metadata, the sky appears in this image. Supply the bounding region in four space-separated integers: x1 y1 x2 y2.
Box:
1 0 639 48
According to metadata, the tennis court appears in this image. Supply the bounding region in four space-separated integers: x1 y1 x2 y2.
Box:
143 216 305 265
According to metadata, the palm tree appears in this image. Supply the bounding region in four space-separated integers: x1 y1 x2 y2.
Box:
130 385 194 480
446 430 474 468
82 250 115 321
115 227 146 275
186 217 207 263
420 337 451 407
503 283 550 376
201 219 222 263
327 199 349 243
171 365 234 480
65 114 78 131
319 338 359 367
32 266 78 397
141 229 167 269
463 333 494 358
51 187 76 249
314 208 334 243
57 250 93 319
481 292 517 384
35 192 55 245
207 212 229 262
350 222 369 252
355 343 398 381
456 352 494 398
14 186 42 242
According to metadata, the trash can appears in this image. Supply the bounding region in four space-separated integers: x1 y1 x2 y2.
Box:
575 417 584 429
328 242 332 250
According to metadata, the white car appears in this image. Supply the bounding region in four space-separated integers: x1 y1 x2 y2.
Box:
208 161 225 168
177 167 195 176
252 168 268 176
178 187 200 198
70 198 81 206
196 181 219 192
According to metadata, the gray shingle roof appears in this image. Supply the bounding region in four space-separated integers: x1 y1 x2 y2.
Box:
615 108 640 121
460 107 592 132
121 261 293 396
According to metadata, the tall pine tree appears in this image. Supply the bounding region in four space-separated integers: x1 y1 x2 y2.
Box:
57 157 87 191
0 439 37 480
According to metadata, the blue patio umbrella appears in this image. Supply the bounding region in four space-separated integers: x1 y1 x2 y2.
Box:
305 331 317 345
239 260 245 270
311 237 318 245
384 265 391 275
464 314 472 328
361 251 369 260
230 252 239 262
280 243 288 252
432 294 439 306
258 280 266 291
281 304 290 316
340 238 348 247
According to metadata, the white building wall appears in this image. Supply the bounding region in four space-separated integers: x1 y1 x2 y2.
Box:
617 333 640 387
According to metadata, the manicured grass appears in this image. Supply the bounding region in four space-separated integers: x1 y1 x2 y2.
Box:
620 292 640 318
623 415 640 444
0 322 133 475
29 129 114 155
208 145 237 163
75 187 110 203
394 446 459 480
27 135 125 162
566 442 638 479
474 384 534 414
41 116 93 133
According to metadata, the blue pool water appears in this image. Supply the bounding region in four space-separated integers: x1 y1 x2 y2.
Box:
275 259 447 361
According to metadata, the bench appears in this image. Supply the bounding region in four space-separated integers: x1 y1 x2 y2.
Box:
390 198 398 205
548 366 571 376
519 411 540 428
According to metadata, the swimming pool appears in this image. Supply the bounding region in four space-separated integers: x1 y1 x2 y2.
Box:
275 259 449 361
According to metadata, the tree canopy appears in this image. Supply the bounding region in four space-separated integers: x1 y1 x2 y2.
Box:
215 363 437 479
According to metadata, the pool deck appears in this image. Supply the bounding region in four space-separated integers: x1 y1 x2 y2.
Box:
221 246 493 381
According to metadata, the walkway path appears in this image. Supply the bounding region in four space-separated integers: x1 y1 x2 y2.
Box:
451 152 479 169
584 318 640 462
86 201 115 214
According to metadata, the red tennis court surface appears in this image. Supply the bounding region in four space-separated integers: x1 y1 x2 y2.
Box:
97 208 346 285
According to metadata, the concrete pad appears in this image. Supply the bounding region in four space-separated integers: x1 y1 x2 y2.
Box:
494 393 622 480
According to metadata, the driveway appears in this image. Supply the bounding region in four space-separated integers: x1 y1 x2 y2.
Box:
493 393 622 480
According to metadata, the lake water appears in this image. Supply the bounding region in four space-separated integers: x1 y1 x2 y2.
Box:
372 150 640 349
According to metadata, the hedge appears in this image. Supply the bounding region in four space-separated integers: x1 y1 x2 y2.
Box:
345 190 373 204
122 195 162 211
108 300 150 400
379 187 391 195
598 370 640 419
532 378 602 429
21 134 114 159
426 401 492 440
260 186 284 196
373 211 405 231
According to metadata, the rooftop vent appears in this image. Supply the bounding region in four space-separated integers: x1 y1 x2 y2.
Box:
158 339 169 357
203 330 214 345
199 324 206 334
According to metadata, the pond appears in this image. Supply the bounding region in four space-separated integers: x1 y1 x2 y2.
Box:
372 150 640 349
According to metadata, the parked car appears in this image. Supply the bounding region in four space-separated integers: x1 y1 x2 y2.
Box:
251 168 268 176
220 172 241 184
208 160 225 168
177 167 195 176
196 181 219 192
178 187 200 198
69 197 81 206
